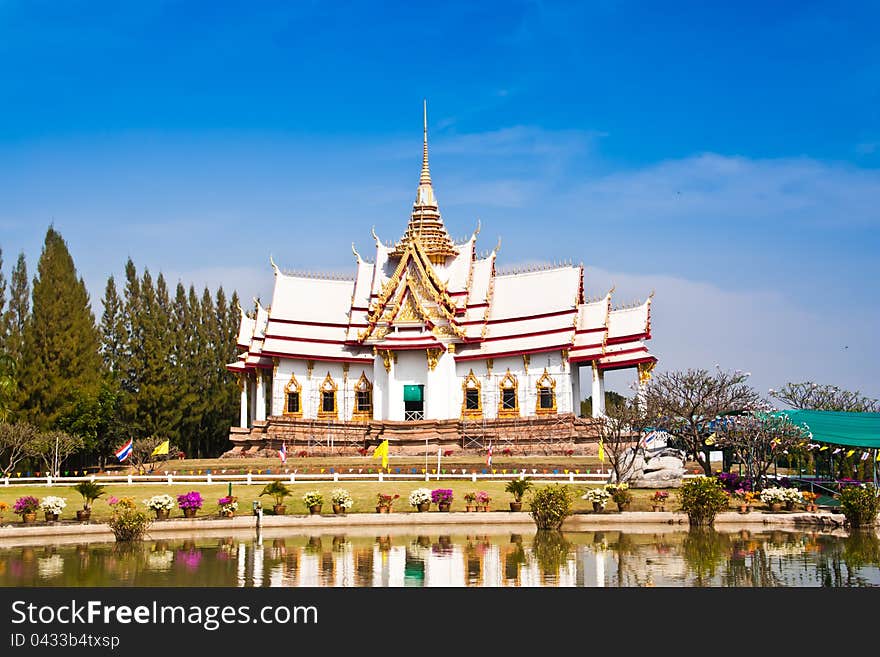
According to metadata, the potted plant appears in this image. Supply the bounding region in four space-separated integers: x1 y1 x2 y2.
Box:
651 490 669 512
329 488 353 514
582 487 611 512
801 491 819 513
732 488 756 514
759 487 788 512
40 496 66 522
376 492 400 513
463 491 477 512
431 488 453 512
782 487 803 511
408 488 432 512
72 481 106 521
504 478 533 512
606 483 632 512
302 490 324 514
476 490 491 512
0 501 7 525
143 494 176 519
177 491 203 518
260 481 293 515
838 483 880 528
14 496 39 523
677 476 729 527
529 484 573 530
218 495 238 518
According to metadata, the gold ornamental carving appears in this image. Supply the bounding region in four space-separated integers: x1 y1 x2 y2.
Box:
379 350 394 373
638 361 655 384
523 354 530 373
306 360 315 378
426 348 442 371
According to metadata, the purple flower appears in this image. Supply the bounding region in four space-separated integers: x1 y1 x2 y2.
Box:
431 489 453 504
13 496 39 515
177 491 203 510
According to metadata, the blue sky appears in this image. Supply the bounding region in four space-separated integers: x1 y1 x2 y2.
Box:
0 1 878 398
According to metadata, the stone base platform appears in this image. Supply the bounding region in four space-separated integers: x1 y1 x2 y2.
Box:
223 413 600 458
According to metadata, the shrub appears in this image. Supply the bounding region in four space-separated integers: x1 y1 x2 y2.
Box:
528 484 573 530
605 483 632 506
108 505 152 542
73 481 106 509
678 477 729 527
839 484 880 529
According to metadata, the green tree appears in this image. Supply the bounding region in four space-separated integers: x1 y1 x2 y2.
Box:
20 227 102 428
580 390 626 417
99 275 126 377
57 382 123 467
5 252 30 367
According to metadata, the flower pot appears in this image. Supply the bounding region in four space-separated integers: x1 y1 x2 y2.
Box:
155 509 169 520
273 504 287 515
652 505 665 512
617 502 630 513
376 505 389 513
738 504 750 514
44 512 59 522
332 504 345 514
806 504 818 513
76 509 91 522
784 501 795 512
768 502 783 513
183 508 197 518
509 502 523 512
22 513 36 524
309 504 322 515
465 505 475 512
438 502 451 512
592 502 603 513
477 506 488 512
221 510 235 518
417 502 430 512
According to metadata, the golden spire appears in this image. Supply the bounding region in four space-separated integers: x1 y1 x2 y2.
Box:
420 99 431 186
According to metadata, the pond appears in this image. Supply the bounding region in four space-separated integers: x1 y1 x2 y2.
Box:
1 526 879 587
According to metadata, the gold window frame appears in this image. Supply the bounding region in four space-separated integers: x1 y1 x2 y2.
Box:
461 369 483 419
535 368 557 415
283 373 303 417
317 372 338 419
498 369 519 418
352 371 373 422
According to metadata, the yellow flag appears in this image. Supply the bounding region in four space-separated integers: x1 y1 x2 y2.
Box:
705 433 716 446
373 439 389 470
151 440 170 457
598 438 605 463
846 449 856 458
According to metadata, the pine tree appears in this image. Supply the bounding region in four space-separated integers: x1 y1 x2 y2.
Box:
20 227 102 429
0 247 7 346
5 252 29 368
99 275 125 376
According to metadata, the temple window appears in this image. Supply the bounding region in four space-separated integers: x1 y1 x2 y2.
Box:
536 368 557 414
461 369 482 419
283 373 302 417
498 369 519 417
353 372 373 421
317 372 338 418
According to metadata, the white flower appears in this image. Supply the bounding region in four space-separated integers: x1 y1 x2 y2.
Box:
582 488 611 504
408 488 432 506
302 490 323 507
329 488 353 509
143 494 176 511
39 496 67 514
759 487 789 504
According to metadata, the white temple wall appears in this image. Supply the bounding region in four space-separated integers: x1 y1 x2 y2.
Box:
272 359 354 421
373 353 387 421
425 350 456 420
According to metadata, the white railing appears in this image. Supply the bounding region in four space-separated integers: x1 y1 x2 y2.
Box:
1 471 614 487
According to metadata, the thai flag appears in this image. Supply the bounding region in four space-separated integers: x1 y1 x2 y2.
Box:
115 439 133 462
486 443 493 468
279 442 287 464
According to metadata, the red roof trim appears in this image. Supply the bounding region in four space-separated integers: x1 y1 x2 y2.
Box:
458 308 575 327
455 343 571 362
269 317 368 329
265 334 347 346
570 342 603 352
603 346 648 358
261 350 371 364
598 355 657 371
605 333 649 345
575 327 606 335
480 326 574 343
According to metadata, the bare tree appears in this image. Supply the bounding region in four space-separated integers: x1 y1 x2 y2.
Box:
129 437 163 474
714 412 810 488
770 382 878 413
598 396 648 483
643 368 767 475
25 429 84 476
0 421 37 476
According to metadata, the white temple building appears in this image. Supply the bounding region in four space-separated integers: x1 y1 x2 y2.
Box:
226 105 656 454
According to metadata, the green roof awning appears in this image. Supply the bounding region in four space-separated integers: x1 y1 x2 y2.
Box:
776 409 880 449
403 385 423 402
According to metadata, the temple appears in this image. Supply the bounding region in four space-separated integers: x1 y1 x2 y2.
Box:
225 104 657 456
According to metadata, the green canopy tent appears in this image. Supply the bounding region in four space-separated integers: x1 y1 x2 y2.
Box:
776 409 880 486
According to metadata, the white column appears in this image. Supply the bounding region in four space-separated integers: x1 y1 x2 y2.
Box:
255 371 266 422
636 372 648 412
571 364 581 417
248 376 257 424
591 363 605 418
239 374 248 428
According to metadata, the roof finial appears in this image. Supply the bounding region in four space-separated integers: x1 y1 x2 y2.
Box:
420 99 431 186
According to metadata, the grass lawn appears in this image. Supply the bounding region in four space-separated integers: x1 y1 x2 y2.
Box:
0 480 691 525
